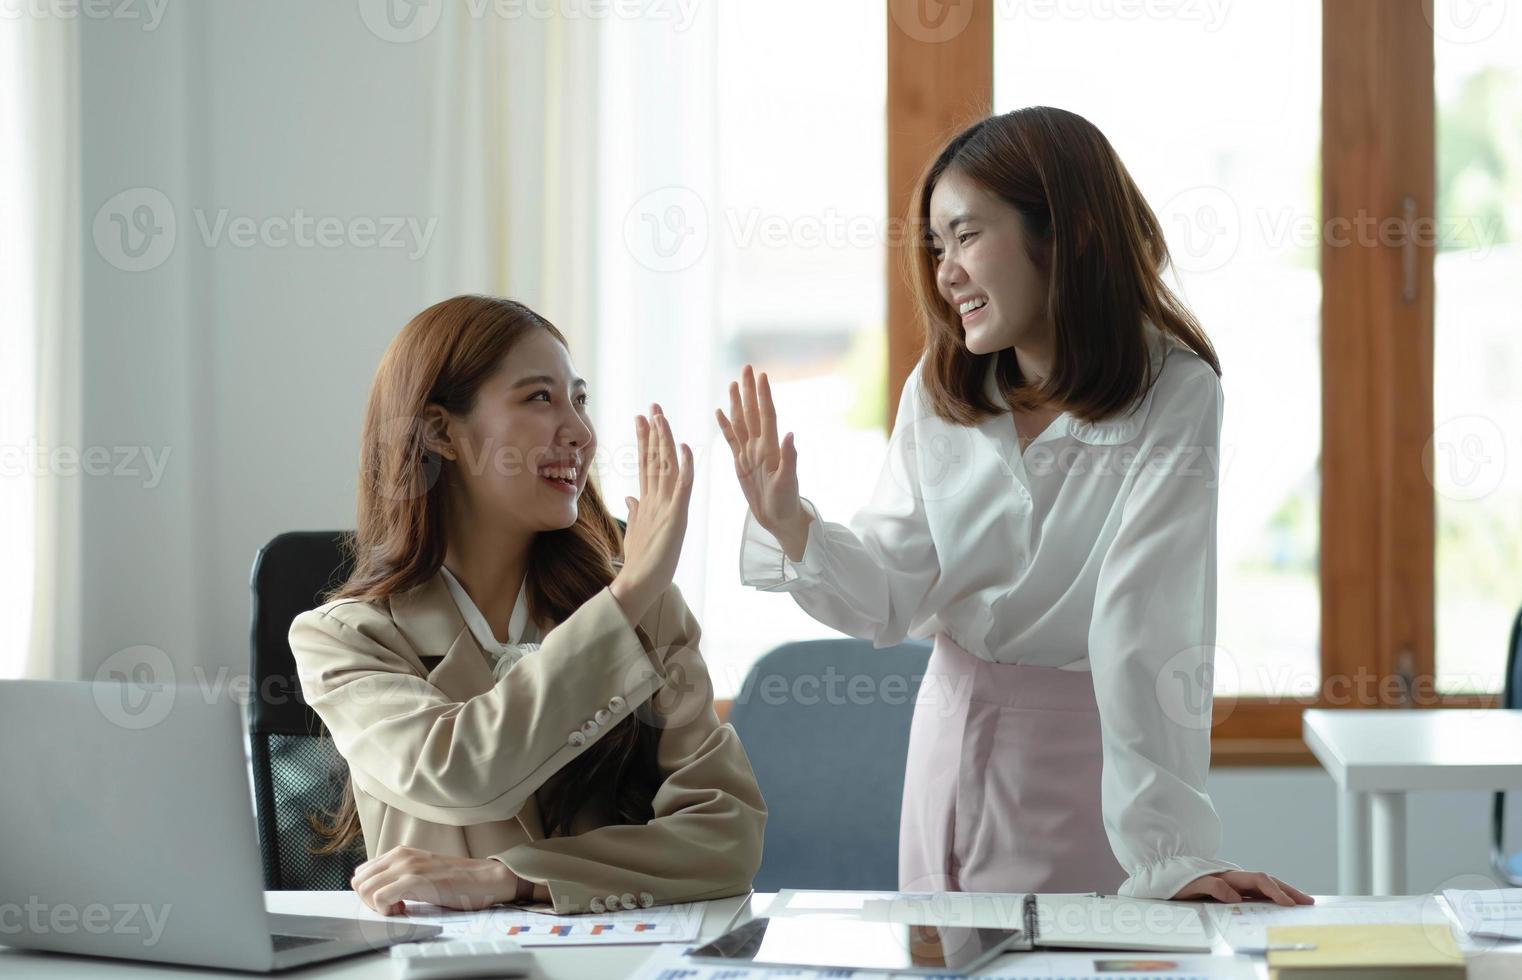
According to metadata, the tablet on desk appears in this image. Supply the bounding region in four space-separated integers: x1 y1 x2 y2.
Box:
685 915 1025 975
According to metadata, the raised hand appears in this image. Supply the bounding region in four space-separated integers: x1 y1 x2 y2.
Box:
611 404 695 626
715 365 811 562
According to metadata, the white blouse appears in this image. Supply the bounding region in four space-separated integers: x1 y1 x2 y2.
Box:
740 322 1241 900
438 565 543 681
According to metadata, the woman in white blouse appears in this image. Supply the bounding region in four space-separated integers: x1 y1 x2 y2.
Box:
717 107 1312 906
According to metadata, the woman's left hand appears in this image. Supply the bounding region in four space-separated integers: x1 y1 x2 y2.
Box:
350 845 519 915
1173 871 1315 907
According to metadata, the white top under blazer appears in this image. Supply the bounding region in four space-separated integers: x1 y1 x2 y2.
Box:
740 321 1241 899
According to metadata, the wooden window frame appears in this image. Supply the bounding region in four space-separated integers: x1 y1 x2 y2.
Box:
717 1 1501 740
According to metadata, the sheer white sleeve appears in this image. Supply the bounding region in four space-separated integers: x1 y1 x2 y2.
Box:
1086 361 1242 899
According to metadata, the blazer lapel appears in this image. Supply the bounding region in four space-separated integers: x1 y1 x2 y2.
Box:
388 569 551 839
389 572 496 702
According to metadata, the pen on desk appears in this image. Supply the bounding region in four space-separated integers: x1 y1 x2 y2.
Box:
1261 943 1318 951
719 891 754 934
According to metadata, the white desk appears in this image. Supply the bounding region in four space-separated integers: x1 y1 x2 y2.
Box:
0 891 750 979
1303 708 1522 896
4 891 1522 978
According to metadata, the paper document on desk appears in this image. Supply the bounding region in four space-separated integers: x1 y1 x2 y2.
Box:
1025 894 1213 952
630 943 1256 980
1206 895 1444 953
1441 887 1522 940
983 951 1257 979
855 892 1211 951
772 890 1211 952
768 888 903 916
398 900 703 946
859 890 1029 928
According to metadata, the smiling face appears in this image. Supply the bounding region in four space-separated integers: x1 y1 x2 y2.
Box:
432 326 595 535
928 168 1052 357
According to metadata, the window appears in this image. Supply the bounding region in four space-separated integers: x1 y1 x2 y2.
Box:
993 1 1324 700
880 2 1505 761
594 1 888 697
1433 13 1522 695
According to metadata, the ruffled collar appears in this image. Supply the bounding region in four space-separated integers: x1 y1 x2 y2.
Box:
438 564 542 680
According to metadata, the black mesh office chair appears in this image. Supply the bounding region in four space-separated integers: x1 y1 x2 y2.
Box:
248 530 362 890
1492 602 1522 885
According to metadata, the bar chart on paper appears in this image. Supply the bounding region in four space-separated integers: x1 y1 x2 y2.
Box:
399 902 706 946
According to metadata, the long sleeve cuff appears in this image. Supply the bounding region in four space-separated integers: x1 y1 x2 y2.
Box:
1117 854 1243 900
739 498 826 591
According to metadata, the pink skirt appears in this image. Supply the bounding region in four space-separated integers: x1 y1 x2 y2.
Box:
898 633 1127 894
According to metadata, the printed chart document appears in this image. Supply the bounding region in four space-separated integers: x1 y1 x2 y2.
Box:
631 942 1256 979
397 900 705 946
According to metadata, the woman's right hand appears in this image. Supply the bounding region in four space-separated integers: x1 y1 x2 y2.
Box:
716 365 810 562
611 404 694 626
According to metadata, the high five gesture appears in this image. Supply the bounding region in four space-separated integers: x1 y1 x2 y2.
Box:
611 404 695 625
715 366 811 562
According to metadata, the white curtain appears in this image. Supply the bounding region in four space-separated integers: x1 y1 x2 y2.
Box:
420 6 720 616
1 15 82 681
416 2 725 427
422 5 602 359
592 10 720 615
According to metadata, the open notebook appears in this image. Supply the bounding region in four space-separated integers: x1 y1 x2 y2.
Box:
769 890 1214 953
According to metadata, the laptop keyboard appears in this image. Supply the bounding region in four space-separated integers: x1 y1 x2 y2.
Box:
272 933 332 952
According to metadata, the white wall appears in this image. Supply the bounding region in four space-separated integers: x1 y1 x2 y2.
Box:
1210 769 1522 894
81 1 438 693
75 1 1521 895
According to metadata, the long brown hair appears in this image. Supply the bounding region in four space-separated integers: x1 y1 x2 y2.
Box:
310 295 662 854
908 106 1220 426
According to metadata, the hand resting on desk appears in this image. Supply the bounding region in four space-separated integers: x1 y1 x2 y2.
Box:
350 845 549 915
1175 870 1315 907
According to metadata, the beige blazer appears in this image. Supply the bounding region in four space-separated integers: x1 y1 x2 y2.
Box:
289 574 766 914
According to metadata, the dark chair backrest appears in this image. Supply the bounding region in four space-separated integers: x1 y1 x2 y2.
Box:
248 531 362 890
1493 604 1522 884
727 638 931 891
1504 605 1522 712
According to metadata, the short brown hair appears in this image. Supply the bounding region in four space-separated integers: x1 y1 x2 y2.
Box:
907 107 1221 426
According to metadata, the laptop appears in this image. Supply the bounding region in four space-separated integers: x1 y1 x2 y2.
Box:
0 679 442 972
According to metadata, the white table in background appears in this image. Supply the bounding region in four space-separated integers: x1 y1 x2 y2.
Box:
1303 708 1522 896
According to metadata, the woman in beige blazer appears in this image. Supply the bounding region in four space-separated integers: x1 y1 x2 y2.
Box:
289 294 766 917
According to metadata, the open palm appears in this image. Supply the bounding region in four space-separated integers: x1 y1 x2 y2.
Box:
715 365 807 556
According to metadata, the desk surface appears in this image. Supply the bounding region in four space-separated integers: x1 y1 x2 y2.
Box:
1302 708 1522 790
4 891 1522 978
